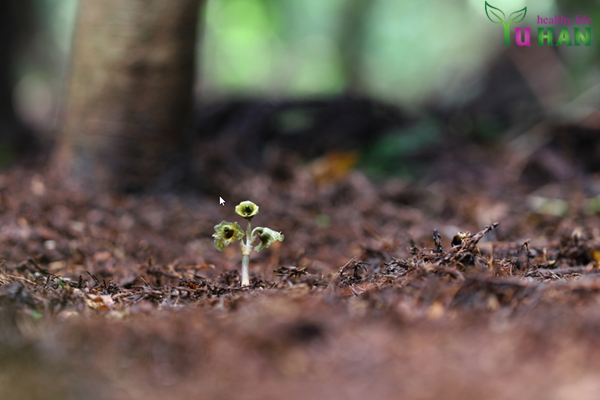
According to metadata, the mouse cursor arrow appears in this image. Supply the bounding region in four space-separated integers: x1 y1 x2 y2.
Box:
219 197 225 206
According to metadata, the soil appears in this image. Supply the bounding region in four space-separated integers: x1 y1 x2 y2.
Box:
2 137 600 400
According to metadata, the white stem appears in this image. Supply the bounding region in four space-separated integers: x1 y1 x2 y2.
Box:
241 253 250 286
240 219 253 286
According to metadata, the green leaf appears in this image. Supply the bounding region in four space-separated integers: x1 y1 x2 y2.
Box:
213 221 245 251
485 2 505 24
508 7 527 23
253 227 284 252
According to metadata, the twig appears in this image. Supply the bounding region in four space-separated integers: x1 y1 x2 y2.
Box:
518 239 531 270
466 222 499 251
433 229 444 254
5 274 36 285
530 266 597 276
28 257 50 275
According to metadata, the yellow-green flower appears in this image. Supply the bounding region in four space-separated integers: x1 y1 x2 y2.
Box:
235 201 259 220
254 227 284 252
213 221 245 251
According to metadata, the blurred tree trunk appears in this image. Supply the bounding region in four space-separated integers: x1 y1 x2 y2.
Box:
54 0 203 192
339 0 374 94
0 0 35 160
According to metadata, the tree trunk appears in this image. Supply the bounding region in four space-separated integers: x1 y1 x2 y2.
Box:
54 0 202 192
339 0 373 94
0 0 35 160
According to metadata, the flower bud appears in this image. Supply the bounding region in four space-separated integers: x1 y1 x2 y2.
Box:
235 201 259 220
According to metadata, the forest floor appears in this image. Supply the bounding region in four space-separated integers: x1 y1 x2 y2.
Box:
2 139 600 400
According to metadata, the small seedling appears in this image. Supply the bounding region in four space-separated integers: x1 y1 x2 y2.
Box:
213 200 284 286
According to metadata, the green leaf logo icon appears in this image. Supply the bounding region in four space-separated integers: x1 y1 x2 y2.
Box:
484 2 527 45
508 7 527 23
485 2 505 23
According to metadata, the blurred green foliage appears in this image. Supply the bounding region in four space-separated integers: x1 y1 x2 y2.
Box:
27 0 597 110
203 0 346 95
19 0 598 109
11 0 600 177
359 117 441 179
202 0 500 104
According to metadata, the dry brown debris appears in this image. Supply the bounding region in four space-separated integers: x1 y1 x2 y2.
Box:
2 166 600 399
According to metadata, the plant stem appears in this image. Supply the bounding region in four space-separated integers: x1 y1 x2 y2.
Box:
241 220 253 286
241 254 250 286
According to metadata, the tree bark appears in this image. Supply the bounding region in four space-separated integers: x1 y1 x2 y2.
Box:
0 0 35 158
54 0 202 192
339 0 374 94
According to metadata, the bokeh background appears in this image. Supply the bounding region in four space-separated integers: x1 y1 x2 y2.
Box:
2 0 599 180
